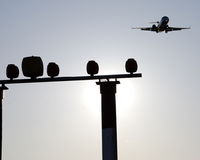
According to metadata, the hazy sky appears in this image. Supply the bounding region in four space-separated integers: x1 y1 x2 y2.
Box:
0 0 200 160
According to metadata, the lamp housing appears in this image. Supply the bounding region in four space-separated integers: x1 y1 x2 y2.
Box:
125 58 138 74
47 62 59 78
6 64 19 80
86 60 99 76
22 56 44 79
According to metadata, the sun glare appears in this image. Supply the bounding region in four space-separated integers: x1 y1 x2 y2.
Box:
81 82 101 118
117 80 139 118
81 80 139 119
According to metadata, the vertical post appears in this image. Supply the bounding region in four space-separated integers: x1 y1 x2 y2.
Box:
0 88 2 160
0 85 8 160
97 81 120 160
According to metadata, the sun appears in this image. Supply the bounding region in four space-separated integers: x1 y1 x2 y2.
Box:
81 80 140 119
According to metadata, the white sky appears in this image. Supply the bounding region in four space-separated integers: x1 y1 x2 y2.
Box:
0 0 200 160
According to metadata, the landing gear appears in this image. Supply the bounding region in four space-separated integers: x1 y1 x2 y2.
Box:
165 25 169 33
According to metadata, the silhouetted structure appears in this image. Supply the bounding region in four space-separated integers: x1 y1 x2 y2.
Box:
97 81 119 160
0 85 8 160
0 57 142 160
0 88 2 160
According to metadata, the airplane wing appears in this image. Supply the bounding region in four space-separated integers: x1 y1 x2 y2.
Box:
132 27 157 32
166 27 191 32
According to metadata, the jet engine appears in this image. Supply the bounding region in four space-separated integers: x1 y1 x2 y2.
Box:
152 24 158 33
152 24 157 29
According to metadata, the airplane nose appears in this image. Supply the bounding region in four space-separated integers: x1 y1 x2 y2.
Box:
162 16 169 22
165 17 169 22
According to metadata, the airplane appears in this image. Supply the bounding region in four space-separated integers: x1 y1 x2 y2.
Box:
132 16 190 33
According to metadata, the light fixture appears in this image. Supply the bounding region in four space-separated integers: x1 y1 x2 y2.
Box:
22 56 44 79
47 62 59 78
86 60 99 76
6 64 19 80
125 58 138 74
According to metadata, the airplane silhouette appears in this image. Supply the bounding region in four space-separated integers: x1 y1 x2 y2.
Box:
132 16 190 33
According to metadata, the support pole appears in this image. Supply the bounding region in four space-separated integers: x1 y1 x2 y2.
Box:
0 88 2 160
0 85 8 160
97 81 120 160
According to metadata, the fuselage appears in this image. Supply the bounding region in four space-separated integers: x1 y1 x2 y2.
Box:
157 16 169 32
